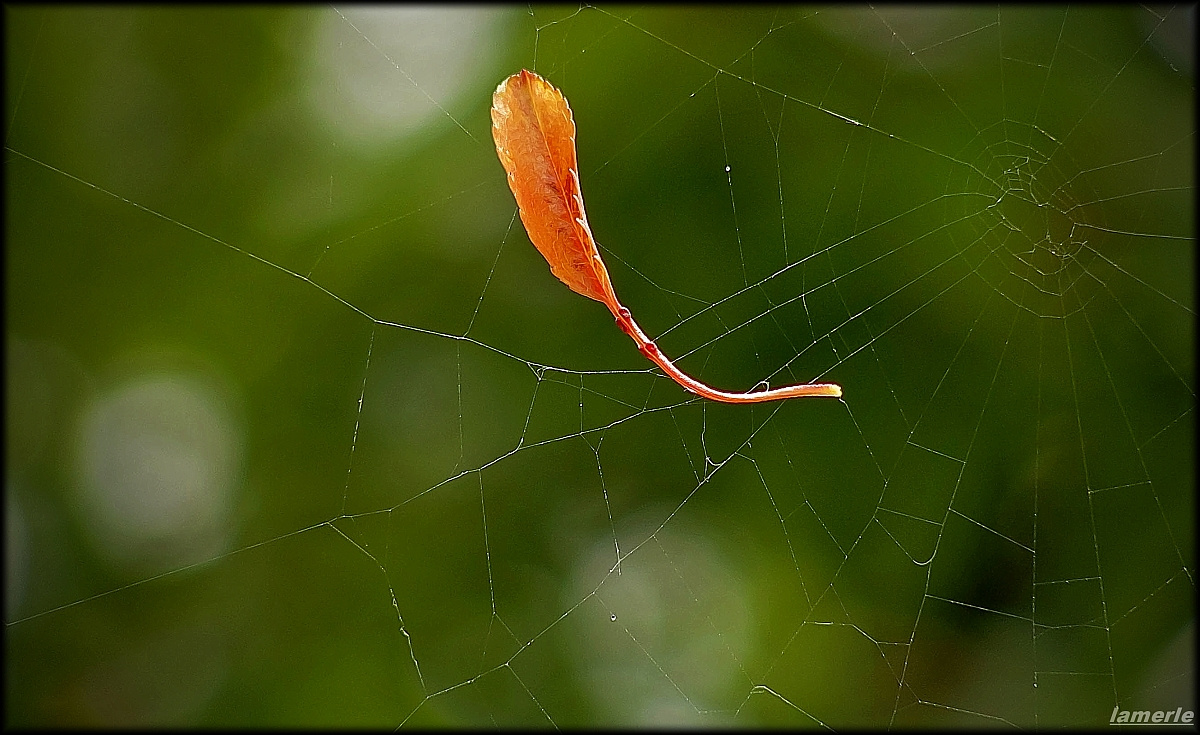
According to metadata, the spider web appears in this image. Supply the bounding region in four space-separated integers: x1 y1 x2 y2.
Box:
5 5 1194 728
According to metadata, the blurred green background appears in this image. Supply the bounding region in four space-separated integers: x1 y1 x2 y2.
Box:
6 5 1194 727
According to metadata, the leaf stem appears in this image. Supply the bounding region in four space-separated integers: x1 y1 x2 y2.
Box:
613 305 842 403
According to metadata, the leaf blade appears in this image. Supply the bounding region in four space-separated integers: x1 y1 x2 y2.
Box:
490 70 618 309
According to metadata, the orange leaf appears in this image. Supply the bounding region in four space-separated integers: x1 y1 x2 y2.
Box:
490 69 620 310
490 70 842 403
